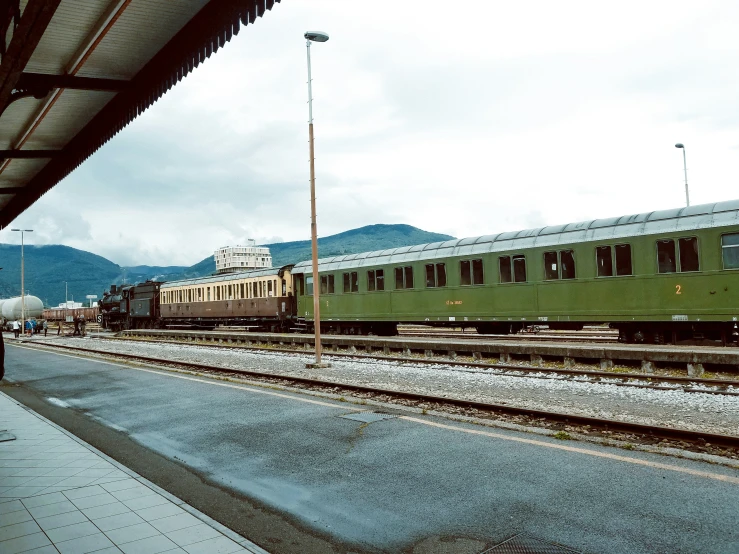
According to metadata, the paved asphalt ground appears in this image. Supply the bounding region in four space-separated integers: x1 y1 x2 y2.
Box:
2 342 739 554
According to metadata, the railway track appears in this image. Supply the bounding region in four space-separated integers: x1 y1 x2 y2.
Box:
100 333 739 394
12 338 739 452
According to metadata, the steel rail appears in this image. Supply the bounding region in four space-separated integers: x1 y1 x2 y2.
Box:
101 334 739 392
13 340 739 449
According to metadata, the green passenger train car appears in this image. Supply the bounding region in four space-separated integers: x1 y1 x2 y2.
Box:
291 200 739 344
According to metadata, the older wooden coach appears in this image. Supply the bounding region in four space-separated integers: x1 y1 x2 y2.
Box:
292 200 739 344
159 265 295 331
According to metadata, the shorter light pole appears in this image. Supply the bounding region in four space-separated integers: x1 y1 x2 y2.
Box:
11 229 33 333
675 143 689 207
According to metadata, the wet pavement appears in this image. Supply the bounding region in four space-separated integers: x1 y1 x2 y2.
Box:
2 341 739 553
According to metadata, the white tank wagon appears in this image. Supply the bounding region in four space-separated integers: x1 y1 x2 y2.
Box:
1 296 44 320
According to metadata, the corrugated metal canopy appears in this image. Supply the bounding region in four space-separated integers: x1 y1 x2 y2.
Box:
292 200 739 274
0 0 280 228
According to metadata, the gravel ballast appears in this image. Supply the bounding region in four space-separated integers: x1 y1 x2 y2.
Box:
25 336 739 437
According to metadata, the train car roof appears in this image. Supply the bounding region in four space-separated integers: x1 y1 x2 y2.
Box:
160 265 293 289
292 199 739 273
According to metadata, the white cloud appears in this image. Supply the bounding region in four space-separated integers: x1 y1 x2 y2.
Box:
5 0 739 265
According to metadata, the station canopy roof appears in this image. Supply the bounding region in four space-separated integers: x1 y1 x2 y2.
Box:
0 0 279 228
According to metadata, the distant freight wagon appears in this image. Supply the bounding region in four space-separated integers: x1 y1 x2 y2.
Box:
42 307 99 323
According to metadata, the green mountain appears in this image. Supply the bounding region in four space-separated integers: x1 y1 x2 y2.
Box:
0 244 121 307
0 224 455 306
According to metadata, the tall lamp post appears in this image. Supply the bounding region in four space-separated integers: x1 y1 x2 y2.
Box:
304 31 330 368
11 229 33 333
674 143 689 207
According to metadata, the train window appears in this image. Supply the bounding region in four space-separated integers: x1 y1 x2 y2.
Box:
343 273 350 293
472 259 484 285
305 276 313 295
425 263 446 288
425 264 435 287
461 259 484 285
240 284 244 298
207 287 211 301
228 285 232 299
437 264 447 287
596 246 613 277
352 272 359 292
722 233 739 269
544 252 558 280
615 244 632 276
460 261 472 285
268 281 273 296
395 266 414 289
560 250 575 280
513 255 527 283
321 275 334 294
368 269 385 291
678 237 699 272
499 256 512 283
657 240 677 273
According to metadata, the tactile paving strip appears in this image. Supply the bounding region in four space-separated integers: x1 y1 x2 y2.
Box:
339 411 398 423
483 534 582 554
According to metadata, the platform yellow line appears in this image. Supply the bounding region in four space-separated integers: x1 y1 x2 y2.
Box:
400 416 739 484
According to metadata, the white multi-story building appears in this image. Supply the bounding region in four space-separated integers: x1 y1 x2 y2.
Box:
214 240 272 274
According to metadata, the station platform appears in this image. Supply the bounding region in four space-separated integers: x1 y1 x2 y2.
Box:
0 391 268 554
3 342 739 553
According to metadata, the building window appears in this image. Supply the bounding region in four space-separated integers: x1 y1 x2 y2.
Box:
395 266 414 289
425 263 447 288
722 233 739 269
321 275 335 294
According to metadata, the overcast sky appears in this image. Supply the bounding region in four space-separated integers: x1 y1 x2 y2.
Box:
3 0 739 266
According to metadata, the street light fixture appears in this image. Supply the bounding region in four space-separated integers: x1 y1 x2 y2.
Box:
10 229 33 334
304 30 330 368
674 143 689 207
